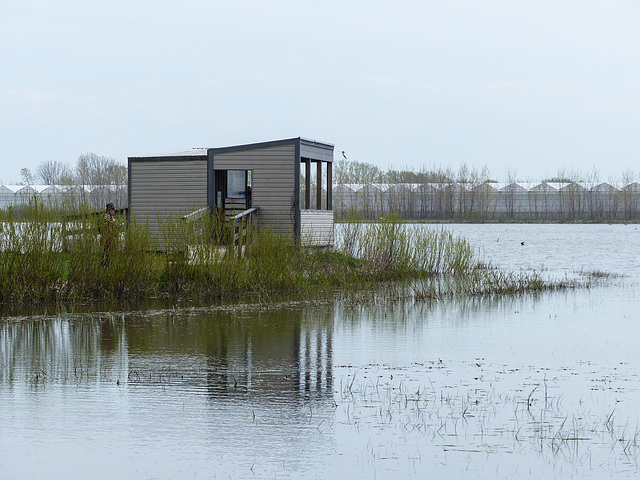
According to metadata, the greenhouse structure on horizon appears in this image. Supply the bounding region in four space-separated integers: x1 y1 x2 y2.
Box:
333 181 640 219
2 179 640 221
0 184 127 211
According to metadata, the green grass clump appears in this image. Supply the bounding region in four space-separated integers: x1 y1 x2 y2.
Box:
337 213 479 279
0 198 158 304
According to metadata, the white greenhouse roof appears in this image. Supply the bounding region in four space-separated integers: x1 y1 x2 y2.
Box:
331 181 640 192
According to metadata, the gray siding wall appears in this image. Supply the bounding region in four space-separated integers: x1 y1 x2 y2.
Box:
300 141 333 163
300 210 334 247
214 145 296 239
129 158 208 244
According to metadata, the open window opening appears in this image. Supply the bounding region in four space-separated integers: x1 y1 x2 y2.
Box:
215 169 252 211
300 158 332 211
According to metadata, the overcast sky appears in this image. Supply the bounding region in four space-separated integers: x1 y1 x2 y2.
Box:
1 0 639 184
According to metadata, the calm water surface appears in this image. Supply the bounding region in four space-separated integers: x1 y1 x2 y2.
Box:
1 224 639 479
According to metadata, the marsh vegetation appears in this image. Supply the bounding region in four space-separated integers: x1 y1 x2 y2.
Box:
0 199 582 307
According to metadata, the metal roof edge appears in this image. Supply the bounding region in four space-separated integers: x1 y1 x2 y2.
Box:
128 148 209 161
299 137 334 148
129 138 334 160
208 137 300 155
210 137 334 155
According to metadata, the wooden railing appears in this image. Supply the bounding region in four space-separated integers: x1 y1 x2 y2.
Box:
231 207 259 245
181 206 259 248
181 206 210 222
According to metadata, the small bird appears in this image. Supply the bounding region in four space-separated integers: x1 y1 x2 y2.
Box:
340 150 348 160
520 241 525 246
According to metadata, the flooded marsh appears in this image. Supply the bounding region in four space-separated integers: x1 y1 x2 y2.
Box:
1 223 639 479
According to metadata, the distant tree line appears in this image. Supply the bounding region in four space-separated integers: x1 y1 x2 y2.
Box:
15 154 127 210
331 159 640 221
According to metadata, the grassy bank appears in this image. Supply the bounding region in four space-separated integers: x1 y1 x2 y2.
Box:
0 201 578 307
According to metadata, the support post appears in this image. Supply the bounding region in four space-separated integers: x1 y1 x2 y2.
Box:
305 158 311 210
327 162 332 210
316 160 322 210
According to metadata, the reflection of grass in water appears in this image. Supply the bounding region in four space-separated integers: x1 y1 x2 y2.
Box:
334 362 640 467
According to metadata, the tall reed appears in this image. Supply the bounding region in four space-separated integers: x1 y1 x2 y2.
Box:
244 228 306 300
0 198 65 303
96 215 157 298
0 198 158 303
336 214 480 279
411 225 477 275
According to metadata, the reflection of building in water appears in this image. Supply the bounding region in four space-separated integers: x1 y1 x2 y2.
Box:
295 319 333 397
0 307 334 404
204 309 333 401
